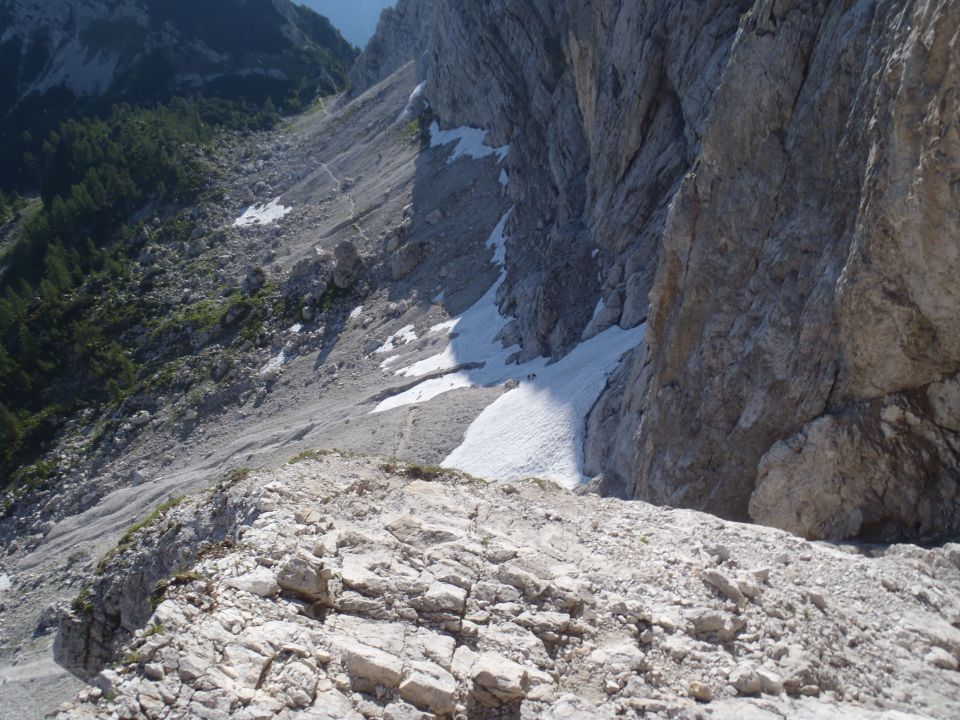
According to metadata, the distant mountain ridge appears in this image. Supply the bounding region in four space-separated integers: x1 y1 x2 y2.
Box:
0 0 357 189
297 0 395 47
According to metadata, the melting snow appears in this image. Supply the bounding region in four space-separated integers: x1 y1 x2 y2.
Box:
259 350 286 375
443 323 644 486
430 122 509 164
376 325 418 355
234 197 292 227
397 82 427 122
591 297 606 321
486 210 510 267
349 305 364 319
372 209 644 488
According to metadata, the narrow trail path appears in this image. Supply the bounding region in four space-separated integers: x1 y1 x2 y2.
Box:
319 160 371 244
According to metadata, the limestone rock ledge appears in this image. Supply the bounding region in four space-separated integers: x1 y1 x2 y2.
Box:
54 454 960 719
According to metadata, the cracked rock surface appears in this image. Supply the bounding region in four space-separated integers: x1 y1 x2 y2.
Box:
54 454 960 719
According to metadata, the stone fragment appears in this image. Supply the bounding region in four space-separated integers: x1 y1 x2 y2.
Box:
729 664 762 695
756 667 784 695
471 652 528 705
702 568 746 606
926 646 959 670
688 680 712 702
337 639 403 688
333 240 361 288
227 567 279 597
398 662 457 714
276 550 332 602
421 581 467 614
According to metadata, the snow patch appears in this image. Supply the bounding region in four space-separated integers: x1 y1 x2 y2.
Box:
259 350 286 375
591 297 606 321
0 574 11 593
34 37 118 96
234 197 292 227
499 169 509 188
432 291 445 304
430 122 509 164
377 325 418 355
349 305 364 320
442 324 644 487
486 210 510 267
397 82 427 122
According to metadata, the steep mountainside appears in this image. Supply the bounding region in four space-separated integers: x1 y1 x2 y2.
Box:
405 0 960 542
0 0 357 188
0 1 958 717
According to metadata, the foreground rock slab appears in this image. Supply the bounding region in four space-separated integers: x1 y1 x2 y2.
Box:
54 453 960 718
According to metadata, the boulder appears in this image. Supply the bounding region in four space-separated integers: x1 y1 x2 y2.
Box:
333 240 361 289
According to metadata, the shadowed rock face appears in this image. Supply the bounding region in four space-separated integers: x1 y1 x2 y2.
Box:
401 0 959 540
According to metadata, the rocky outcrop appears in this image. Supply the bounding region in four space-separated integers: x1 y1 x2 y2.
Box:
348 0 437 93
415 0 960 540
55 479 250 680
53 454 960 718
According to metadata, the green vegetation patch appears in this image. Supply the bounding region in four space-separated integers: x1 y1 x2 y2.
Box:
379 460 457 482
117 496 187 552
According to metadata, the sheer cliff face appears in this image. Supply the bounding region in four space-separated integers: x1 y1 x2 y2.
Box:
637 0 960 541
389 0 960 541
426 1 754 361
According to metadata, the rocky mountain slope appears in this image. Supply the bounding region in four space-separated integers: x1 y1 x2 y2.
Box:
51 453 960 719
0 0 958 718
399 0 960 542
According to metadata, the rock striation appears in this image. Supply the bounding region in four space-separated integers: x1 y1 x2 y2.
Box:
348 0 437 93
53 454 960 718
408 0 960 540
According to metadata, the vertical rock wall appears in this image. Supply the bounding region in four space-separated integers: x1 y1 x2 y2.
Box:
368 0 960 540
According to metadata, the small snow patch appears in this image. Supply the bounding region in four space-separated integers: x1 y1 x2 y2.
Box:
234 197 292 227
591 297 605 321
0 574 11 593
349 305 364 319
499 169 509 188
432 291 445 304
487 210 511 267
377 325 418 355
259 350 286 375
430 122 509 164
397 82 427 122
